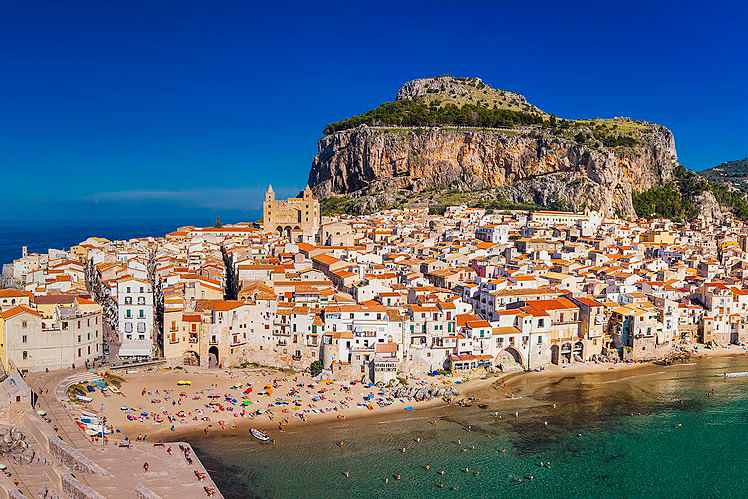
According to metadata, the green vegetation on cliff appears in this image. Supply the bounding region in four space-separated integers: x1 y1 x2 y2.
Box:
323 100 543 135
699 157 748 189
320 196 353 216
633 165 748 220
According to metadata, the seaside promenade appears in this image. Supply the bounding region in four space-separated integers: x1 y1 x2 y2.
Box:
2 368 225 498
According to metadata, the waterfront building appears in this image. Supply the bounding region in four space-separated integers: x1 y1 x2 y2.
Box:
116 276 154 358
8 204 748 378
0 297 103 372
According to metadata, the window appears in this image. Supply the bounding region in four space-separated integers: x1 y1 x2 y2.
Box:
62 322 68 330
22 351 27 360
78 348 81 357
21 335 26 343
125 297 132 305
138 309 145 319
537 335 543 345
125 310 132 319
21 321 27 328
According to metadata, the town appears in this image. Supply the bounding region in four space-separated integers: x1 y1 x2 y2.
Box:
0 186 742 382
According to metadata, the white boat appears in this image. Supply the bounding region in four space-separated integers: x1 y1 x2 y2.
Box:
81 410 98 418
250 428 271 442
85 424 110 435
109 386 121 394
720 372 748 378
76 394 93 403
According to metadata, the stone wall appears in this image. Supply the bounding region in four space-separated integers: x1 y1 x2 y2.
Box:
48 437 111 476
135 484 162 499
61 474 106 499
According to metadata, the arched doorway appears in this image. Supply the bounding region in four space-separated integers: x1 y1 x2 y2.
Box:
573 341 584 361
495 347 523 371
183 350 200 366
276 226 284 237
560 343 572 364
551 344 561 365
208 346 219 368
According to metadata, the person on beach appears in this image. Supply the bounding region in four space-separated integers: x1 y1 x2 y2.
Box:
143 462 149 472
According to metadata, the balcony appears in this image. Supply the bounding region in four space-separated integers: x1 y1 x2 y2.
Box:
292 354 302 361
277 340 288 347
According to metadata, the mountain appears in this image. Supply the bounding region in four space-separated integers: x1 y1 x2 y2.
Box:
308 75 679 216
699 157 748 189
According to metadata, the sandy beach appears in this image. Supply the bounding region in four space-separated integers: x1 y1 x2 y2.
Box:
70 344 748 445
73 365 495 442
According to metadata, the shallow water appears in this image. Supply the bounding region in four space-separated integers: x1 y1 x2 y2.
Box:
192 355 748 498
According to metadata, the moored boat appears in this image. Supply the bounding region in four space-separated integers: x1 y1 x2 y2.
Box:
250 428 271 441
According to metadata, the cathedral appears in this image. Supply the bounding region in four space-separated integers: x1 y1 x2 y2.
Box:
262 185 320 238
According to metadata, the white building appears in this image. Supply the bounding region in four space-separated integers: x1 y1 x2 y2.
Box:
117 277 154 358
475 224 510 244
0 300 103 372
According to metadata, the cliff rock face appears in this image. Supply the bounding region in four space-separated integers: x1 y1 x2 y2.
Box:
309 125 678 216
308 77 679 216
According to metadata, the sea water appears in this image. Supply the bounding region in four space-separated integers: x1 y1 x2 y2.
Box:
0 217 258 265
192 354 748 498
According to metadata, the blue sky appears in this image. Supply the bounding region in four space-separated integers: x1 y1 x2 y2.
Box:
1 0 746 220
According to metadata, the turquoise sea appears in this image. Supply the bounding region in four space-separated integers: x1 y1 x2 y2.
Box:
192 354 748 498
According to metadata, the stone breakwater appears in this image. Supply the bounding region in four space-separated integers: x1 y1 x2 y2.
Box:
390 385 459 401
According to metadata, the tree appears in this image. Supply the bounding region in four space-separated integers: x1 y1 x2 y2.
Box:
214 216 222 228
309 360 323 377
550 114 557 129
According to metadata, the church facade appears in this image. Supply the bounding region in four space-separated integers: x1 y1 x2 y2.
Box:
263 185 320 238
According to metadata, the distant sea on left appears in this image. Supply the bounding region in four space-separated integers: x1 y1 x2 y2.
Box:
0 216 259 266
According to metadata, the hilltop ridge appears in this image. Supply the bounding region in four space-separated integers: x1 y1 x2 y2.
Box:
699 156 748 189
309 76 678 217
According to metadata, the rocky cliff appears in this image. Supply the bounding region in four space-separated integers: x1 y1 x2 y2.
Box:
308 76 679 216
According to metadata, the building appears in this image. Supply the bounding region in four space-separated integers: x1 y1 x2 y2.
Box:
0 299 103 372
263 185 320 238
117 277 154 358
